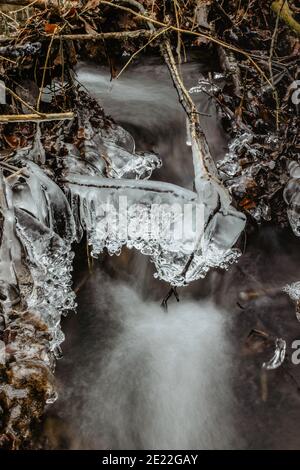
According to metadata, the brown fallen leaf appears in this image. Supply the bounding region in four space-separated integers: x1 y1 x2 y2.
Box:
3 134 23 149
239 197 256 210
44 23 58 34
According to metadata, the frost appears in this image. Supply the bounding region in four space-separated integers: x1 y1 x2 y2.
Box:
283 281 300 302
262 338 286 370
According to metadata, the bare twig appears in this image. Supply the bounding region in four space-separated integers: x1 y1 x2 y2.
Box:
36 26 57 111
0 112 74 122
5 85 45 116
0 29 155 42
115 26 170 79
58 29 155 40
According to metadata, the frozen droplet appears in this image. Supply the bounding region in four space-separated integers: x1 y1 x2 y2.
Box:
46 390 58 404
189 78 219 95
262 338 286 370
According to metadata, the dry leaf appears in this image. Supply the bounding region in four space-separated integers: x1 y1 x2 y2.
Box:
44 23 58 34
4 134 21 149
54 53 62 66
239 197 256 210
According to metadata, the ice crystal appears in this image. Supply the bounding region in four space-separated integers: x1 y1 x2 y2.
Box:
262 338 286 370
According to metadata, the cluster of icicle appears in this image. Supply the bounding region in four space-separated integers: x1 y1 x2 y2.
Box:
61 104 246 286
0 154 76 444
1 160 76 351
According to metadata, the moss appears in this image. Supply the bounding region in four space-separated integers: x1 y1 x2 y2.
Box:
272 0 300 36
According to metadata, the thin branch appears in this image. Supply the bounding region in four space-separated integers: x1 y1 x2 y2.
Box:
0 0 47 7
5 85 45 116
0 29 155 42
57 29 155 40
269 1 282 130
0 112 74 122
115 26 170 79
36 26 57 111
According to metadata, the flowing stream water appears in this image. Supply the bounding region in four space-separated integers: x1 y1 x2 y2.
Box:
43 58 300 450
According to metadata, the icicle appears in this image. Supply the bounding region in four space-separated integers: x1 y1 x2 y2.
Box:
3 162 77 351
0 172 21 310
15 208 76 351
66 174 244 286
31 124 46 165
12 161 76 242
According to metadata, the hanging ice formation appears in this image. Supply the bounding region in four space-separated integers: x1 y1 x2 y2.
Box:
0 86 248 376
0 156 76 442
61 86 246 286
0 87 247 439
